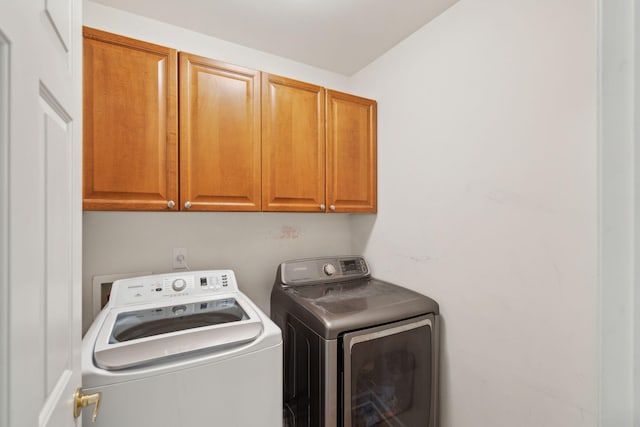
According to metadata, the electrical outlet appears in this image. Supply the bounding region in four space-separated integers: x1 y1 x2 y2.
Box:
173 247 188 269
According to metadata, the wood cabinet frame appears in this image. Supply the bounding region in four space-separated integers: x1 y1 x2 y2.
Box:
261 73 326 212
326 90 377 213
83 27 178 211
179 53 261 211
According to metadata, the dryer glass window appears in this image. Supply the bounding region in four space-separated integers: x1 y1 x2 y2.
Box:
343 319 432 427
110 298 248 343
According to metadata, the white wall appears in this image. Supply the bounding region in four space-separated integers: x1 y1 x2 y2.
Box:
81 1 358 333
83 1 350 91
350 1 598 426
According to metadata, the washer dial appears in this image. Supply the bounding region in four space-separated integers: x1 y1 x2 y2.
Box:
172 278 187 292
172 305 186 315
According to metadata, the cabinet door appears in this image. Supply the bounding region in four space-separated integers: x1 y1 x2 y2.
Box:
262 73 325 212
326 90 377 213
83 28 178 211
180 54 261 211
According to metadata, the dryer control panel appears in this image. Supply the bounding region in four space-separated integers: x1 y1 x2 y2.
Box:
108 270 238 307
280 256 370 287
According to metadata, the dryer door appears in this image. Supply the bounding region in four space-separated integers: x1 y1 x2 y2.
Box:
342 315 437 427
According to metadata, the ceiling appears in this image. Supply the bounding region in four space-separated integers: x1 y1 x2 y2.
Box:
90 0 459 75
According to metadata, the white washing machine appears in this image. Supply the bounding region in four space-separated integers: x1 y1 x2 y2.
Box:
82 269 282 427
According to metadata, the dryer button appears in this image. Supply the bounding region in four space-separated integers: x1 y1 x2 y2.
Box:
323 263 336 276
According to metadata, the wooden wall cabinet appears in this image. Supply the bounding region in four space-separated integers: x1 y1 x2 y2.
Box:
179 53 261 211
83 29 377 213
83 27 178 210
326 90 377 213
262 73 326 212
262 74 377 213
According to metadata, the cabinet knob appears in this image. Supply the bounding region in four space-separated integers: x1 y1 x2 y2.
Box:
329 205 336 211
184 201 192 209
319 204 325 211
167 200 175 209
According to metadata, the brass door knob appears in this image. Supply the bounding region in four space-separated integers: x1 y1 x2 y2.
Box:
73 388 102 422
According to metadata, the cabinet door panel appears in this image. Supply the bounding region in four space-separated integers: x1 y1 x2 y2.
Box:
326 90 377 213
180 54 261 211
262 74 325 212
83 28 178 210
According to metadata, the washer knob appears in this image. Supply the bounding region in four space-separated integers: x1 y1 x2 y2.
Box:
172 278 187 292
172 305 186 315
323 263 336 276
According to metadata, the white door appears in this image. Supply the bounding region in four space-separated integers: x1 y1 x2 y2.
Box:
0 0 83 426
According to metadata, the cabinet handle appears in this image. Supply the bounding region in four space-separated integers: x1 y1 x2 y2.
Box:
329 205 336 211
319 204 325 211
167 200 175 209
184 201 192 209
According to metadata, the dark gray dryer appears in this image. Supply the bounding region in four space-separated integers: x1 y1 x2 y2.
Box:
270 256 440 427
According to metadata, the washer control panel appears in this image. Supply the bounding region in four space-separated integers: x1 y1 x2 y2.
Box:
280 256 370 287
109 270 237 307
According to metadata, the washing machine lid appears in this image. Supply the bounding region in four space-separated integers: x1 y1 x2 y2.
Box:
93 294 263 370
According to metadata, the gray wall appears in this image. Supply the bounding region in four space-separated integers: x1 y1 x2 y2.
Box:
599 0 638 425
